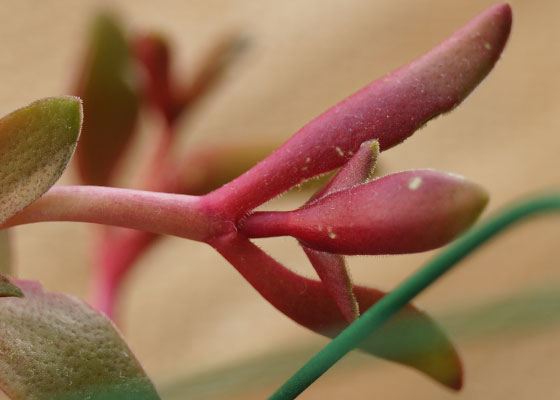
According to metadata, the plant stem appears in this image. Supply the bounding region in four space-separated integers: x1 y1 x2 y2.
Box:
269 193 560 400
3 186 228 242
92 228 159 318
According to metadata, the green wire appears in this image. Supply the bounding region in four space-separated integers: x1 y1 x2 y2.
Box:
269 193 560 400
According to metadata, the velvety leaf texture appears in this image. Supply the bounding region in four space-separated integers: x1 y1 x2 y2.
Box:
0 97 82 225
302 247 358 322
301 140 379 322
0 280 160 400
75 12 139 186
0 232 10 275
243 170 489 255
0 275 23 298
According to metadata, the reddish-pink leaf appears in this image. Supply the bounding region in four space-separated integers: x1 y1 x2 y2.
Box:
301 140 379 322
307 140 379 205
204 3 511 220
242 170 489 255
302 248 358 322
211 234 462 389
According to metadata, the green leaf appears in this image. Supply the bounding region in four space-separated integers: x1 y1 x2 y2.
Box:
0 280 160 400
75 12 140 186
0 97 82 225
0 231 11 274
0 274 23 298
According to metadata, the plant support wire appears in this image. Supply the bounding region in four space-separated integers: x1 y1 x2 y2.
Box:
270 192 560 399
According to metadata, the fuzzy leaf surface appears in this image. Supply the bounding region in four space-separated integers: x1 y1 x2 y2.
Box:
0 232 10 275
243 170 489 255
0 280 159 400
0 97 82 224
205 3 511 219
301 140 379 321
0 275 23 298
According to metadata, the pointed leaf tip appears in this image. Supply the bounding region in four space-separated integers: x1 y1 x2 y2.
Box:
351 285 463 389
301 139 380 322
0 97 83 224
302 247 358 322
308 139 379 205
0 274 23 298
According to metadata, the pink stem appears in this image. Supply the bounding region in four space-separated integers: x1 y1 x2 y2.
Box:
3 186 229 242
92 229 159 318
94 117 178 317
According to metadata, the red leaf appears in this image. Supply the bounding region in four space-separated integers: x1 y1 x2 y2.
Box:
211 234 462 389
204 3 511 220
301 140 378 322
302 248 358 322
243 170 489 255
307 140 379 205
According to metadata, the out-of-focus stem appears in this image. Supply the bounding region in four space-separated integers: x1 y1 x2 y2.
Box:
95 120 177 317
141 122 176 189
93 140 279 317
92 228 159 318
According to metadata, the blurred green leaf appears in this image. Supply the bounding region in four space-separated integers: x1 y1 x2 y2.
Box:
0 97 82 225
159 282 560 400
0 231 11 274
75 12 139 186
0 280 159 400
0 273 22 298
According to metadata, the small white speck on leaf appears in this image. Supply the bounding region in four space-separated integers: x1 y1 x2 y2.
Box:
408 176 423 190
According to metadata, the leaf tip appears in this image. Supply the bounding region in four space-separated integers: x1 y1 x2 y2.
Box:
0 275 24 298
363 139 379 181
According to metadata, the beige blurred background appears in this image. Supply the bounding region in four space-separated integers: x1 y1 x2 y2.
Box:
1 0 560 399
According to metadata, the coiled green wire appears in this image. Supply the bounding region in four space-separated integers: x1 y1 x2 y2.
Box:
270 193 560 399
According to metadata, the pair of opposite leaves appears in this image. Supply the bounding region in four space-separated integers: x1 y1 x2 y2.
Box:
0 3 511 399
